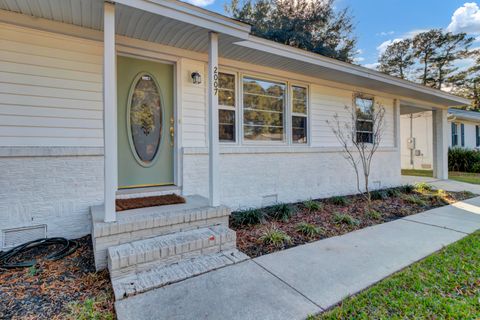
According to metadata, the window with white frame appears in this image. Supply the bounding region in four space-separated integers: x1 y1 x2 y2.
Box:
355 95 374 143
243 77 286 141
476 125 480 147
292 85 308 143
451 123 458 146
218 72 236 142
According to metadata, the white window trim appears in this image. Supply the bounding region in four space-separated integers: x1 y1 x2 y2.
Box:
217 69 312 147
354 93 375 144
290 83 310 145
240 73 288 145
218 70 239 145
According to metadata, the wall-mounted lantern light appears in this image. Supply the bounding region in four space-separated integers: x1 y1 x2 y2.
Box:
191 71 202 84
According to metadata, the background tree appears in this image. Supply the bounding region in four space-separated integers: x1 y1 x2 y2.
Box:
412 29 443 86
430 32 474 90
225 0 357 62
450 49 480 110
378 39 414 80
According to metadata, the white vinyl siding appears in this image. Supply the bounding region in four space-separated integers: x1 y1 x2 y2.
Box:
181 58 207 147
309 85 395 148
0 23 103 147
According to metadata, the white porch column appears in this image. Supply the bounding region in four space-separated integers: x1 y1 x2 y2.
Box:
208 32 220 207
432 108 449 180
103 2 117 222
393 99 401 148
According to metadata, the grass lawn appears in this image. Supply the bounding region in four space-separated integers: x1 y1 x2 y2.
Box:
312 231 480 319
402 169 480 185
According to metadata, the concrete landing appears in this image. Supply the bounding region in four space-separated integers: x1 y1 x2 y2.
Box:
115 196 480 320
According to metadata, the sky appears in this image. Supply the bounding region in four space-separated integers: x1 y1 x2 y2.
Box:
184 0 480 69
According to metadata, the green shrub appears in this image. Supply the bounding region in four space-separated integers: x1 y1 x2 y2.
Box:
414 182 433 193
330 196 350 206
399 184 414 193
231 208 265 226
370 190 389 200
268 203 294 221
461 190 475 198
303 199 323 212
387 188 402 198
472 163 480 173
448 147 480 172
429 194 449 205
401 194 427 206
259 226 292 246
333 213 360 226
296 222 323 237
365 209 382 220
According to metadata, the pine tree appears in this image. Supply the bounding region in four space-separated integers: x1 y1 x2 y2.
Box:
378 39 414 80
412 29 443 87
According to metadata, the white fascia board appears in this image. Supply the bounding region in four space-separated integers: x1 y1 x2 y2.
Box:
114 0 251 39
235 37 471 106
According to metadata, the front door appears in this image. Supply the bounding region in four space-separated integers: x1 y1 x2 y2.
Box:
117 56 174 189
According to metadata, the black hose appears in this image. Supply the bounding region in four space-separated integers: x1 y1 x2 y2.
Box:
0 237 78 269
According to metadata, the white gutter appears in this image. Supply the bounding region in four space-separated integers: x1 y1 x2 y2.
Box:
114 0 251 39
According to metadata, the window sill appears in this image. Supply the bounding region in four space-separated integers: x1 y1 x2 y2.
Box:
183 146 398 155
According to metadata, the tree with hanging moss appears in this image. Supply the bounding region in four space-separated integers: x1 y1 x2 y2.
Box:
225 0 357 63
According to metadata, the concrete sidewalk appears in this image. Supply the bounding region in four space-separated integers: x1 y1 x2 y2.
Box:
115 196 480 320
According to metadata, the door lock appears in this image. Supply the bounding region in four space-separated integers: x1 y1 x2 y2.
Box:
169 116 174 146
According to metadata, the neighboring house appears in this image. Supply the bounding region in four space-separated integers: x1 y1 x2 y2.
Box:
400 109 480 170
0 0 468 274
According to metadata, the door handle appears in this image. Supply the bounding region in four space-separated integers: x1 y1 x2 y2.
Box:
169 116 174 147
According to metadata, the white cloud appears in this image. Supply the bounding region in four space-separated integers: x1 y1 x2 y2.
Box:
363 62 380 70
377 31 395 36
376 38 403 54
447 2 480 34
184 0 215 7
353 56 365 63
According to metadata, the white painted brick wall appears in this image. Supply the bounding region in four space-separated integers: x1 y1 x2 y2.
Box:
183 149 401 209
0 155 104 247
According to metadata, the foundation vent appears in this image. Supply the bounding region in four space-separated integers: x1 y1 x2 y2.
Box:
2 225 47 249
262 194 278 206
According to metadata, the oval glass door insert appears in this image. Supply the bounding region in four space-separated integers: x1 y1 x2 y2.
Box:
128 73 163 166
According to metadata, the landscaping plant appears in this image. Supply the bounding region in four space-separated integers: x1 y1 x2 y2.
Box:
330 196 350 206
326 102 386 207
401 194 427 206
259 225 292 247
231 208 265 226
333 213 360 226
268 203 294 221
296 222 323 238
303 199 323 212
365 209 382 220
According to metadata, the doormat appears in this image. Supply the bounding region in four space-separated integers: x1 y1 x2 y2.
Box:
116 194 186 211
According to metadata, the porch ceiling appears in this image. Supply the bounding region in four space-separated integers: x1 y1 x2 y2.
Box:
0 0 246 52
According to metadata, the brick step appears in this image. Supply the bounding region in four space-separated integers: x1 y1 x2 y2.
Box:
91 195 231 270
107 225 237 278
112 249 249 300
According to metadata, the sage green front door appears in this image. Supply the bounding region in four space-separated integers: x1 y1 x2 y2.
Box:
117 56 174 189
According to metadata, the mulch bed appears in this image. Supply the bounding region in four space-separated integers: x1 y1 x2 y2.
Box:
116 193 185 211
231 190 476 258
0 236 114 320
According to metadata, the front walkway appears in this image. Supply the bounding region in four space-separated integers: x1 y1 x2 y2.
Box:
115 196 480 320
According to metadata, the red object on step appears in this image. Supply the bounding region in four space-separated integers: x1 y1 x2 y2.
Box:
209 235 215 241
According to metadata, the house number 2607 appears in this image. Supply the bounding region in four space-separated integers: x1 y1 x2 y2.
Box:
213 66 218 96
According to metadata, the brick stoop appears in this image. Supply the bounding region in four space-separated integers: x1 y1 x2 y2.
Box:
91 195 249 300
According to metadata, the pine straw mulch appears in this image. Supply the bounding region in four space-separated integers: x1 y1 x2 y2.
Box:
0 235 115 320
231 190 476 258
